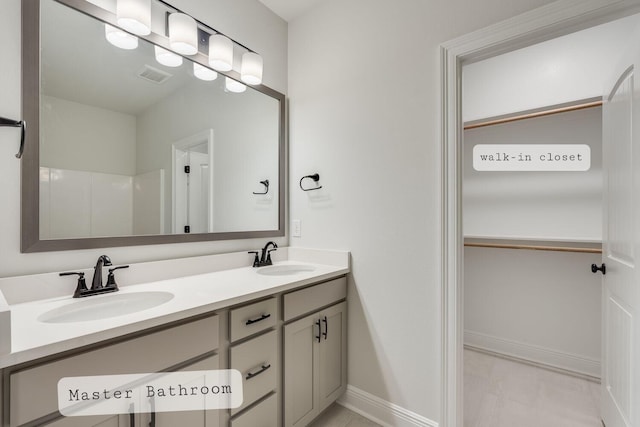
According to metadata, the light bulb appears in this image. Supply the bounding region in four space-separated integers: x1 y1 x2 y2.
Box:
155 46 183 67
116 0 151 36
105 24 138 50
208 34 233 72
225 77 246 93
193 63 218 81
169 13 198 55
240 52 263 85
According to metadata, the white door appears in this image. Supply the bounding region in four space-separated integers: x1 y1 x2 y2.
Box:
601 36 640 427
187 151 211 234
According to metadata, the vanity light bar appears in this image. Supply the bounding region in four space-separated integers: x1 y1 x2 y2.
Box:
104 0 263 88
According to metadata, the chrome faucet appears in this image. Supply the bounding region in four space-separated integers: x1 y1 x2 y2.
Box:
249 241 278 267
92 255 112 290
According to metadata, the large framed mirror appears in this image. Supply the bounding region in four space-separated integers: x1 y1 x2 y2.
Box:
21 0 285 252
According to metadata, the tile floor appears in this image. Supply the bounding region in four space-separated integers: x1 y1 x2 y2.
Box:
309 404 382 427
311 349 601 427
464 348 602 427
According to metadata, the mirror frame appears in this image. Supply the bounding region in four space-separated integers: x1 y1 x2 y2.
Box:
21 0 286 253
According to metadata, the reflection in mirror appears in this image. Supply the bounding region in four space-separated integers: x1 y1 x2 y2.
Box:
22 0 285 251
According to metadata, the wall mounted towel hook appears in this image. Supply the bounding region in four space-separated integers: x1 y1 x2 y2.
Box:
253 179 270 195
300 173 322 191
0 116 26 159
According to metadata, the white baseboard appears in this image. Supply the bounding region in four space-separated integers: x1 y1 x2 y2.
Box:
464 330 600 379
337 385 438 427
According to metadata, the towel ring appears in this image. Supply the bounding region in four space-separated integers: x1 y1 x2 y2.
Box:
300 173 322 191
253 179 270 195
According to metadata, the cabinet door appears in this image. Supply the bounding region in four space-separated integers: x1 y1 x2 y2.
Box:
283 313 320 427
318 301 347 413
143 354 221 427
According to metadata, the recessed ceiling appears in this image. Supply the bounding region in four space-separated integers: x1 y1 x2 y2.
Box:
258 0 321 22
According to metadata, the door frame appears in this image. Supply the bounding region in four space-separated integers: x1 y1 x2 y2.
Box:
439 1 640 426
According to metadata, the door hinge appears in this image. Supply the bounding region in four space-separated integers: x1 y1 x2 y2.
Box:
184 165 190 174
184 225 190 233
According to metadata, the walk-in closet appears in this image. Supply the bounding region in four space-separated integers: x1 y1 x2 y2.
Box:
460 13 640 426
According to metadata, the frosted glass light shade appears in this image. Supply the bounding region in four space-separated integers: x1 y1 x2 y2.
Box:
225 77 246 93
240 52 263 85
208 34 233 72
169 13 198 55
116 0 151 36
155 46 183 67
105 24 138 50
193 63 218 81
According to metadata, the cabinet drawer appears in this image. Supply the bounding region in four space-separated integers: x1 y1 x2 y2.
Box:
283 276 346 321
231 393 277 427
10 314 219 426
230 298 277 342
230 330 277 415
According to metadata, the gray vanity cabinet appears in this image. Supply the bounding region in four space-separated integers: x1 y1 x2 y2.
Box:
6 314 220 427
282 278 347 427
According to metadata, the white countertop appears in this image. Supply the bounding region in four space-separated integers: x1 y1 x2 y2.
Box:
0 249 350 369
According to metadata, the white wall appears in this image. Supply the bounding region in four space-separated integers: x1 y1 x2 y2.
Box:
464 247 602 377
0 0 286 277
288 0 556 423
40 95 136 175
464 107 603 241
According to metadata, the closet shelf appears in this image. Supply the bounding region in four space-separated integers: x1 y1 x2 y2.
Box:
463 98 602 130
464 237 602 254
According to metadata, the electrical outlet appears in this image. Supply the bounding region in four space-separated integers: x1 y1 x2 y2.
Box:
292 219 301 237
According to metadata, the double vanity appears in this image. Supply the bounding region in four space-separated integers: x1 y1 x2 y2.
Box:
0 247 350 427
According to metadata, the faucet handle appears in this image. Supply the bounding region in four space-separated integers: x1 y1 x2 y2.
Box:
248 251 260 267
266 248 277 265
60 271 88 298
106 265 129 290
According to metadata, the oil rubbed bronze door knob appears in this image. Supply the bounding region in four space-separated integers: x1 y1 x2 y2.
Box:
591 263 606 275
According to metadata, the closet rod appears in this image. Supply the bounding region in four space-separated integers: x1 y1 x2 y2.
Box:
464 99 603 130
464 242 602 254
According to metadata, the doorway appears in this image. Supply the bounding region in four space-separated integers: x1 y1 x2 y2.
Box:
440 2 640 426
171 129 215 234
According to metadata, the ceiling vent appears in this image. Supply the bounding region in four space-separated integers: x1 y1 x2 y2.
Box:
137 65 172 84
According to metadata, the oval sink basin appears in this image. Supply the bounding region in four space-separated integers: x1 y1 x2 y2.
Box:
38 291 174 323
257 264 316 276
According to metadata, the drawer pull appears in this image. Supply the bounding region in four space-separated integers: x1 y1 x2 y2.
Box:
246 363 272 380
245 313 271 325
322 316 328 340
